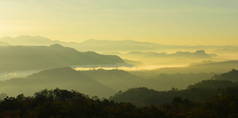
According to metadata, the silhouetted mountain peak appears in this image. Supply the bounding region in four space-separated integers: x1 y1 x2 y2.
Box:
0 45 126 72
28 67 79 79
213 69 238 82
50 44 65 48
195 50 206 54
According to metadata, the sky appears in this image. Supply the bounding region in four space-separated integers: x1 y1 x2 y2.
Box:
0 0 237 45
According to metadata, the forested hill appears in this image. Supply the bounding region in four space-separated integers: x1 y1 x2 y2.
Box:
0 44 126 72
1 87 238 118
213 69 238 82
111 69 238 106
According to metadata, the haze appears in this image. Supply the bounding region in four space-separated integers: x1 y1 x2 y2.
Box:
0 0 238 45
0 1 238 117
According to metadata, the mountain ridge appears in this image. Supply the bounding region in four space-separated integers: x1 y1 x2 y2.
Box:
0 44 126 72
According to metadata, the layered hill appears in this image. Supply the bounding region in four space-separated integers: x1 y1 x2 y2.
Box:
111 70 238 106
0 36 160 51
0 67 146 97
0 44 126 72
140 60 238 74
80 69 143 90
0 68 114 97
213 69 238 82
128 50 216 58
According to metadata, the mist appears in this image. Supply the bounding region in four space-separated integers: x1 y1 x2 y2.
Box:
0 0 237 117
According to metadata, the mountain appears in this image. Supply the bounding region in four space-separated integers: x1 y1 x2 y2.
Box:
80 69 143 91
1 67 212 97
76 39 161 51
195 60 238 68
213 69 238 82
0 68 215 96
0 44 126 72
0 36 160 51
134 72 214 90
111 83 236 106
0 68 142 97
1 36 236 53
189 60 238 73
128 50 216 58
0 89 168 118
111 70 238 106
0 36 81 49
1 88 238 118
145 60 238 74
0 36 55 46
111 87 168 106
78 69 214 92
0 67 114 97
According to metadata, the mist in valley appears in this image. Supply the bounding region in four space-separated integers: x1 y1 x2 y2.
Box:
0 0 238 117
0 36 237 98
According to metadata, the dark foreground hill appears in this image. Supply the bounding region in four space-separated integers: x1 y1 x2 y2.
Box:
213 69 238 82
0 89 167 118
111 70 238 106
1 88 238 118
0 44 126 72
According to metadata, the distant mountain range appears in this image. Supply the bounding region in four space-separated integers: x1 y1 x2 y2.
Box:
1 62 237 98
0 44 126 72
0 36 55 46
145 60 238 74
1 36 237 52
77 39 160 51
0 36 79 47
0 36 160 51
128 50 216 58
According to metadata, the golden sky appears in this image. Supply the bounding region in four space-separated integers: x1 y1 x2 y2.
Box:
0 0 237 45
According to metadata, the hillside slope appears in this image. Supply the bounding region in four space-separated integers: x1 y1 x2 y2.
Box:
0 68 114 97
111 70 238 106
0 44 126 72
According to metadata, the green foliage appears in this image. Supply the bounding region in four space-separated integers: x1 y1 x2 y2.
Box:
0 87 238 118
0 89 166 118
